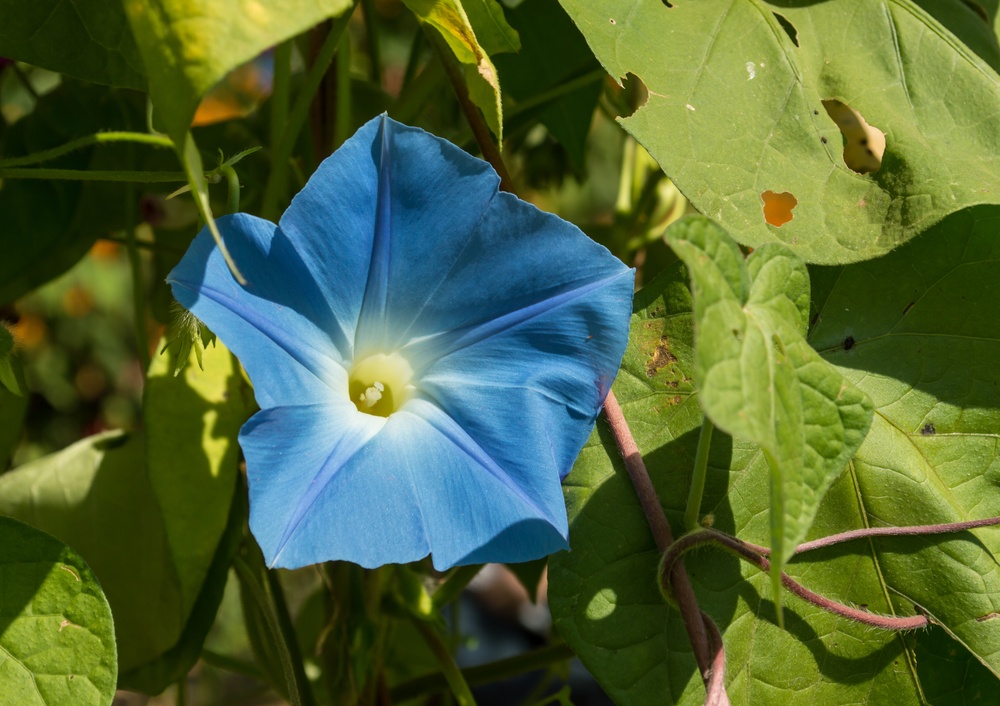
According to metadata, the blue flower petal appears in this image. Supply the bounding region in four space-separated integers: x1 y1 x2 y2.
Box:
242 399 568 569
417 268 634 482
170 114 635 570
168 213 346 407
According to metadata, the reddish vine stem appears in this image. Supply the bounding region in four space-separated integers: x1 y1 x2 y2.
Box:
603 391 726 702
793 516 1000 555
662 529 929 631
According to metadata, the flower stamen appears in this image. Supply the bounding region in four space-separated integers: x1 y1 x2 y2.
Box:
348 352 414 417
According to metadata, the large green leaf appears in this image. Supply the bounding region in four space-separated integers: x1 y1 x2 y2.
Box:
0 516 117 706
666 216 872 591
808 204 1000 679
0 0 146 90
0 431 184 673
144 336 251 618
120 0 353 141
549 264 919 705
559 0 1000 264
0 339 252 689
550 207 1000 703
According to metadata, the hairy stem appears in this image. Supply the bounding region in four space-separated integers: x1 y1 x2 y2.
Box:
662 529 929 631
794 516 1000 555
602 391 717 684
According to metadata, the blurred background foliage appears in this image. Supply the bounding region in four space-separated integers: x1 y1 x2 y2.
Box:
0 0 688 703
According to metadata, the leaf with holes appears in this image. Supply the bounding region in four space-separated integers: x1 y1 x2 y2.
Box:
0 516 117 706
560 0 1000 263
666 216 873 595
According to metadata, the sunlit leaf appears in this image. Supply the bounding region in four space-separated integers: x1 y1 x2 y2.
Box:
403 0 511 140
560 0 1000 263
0 339 252 691
120 0 353 141
666 216 872 590
0 516 117 706
550 206 1000 703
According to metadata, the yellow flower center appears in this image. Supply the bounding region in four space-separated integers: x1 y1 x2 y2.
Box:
348 352 415 417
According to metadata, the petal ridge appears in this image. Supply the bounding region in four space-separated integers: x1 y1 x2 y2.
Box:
405 269 634 366
405 399 563 529
170 279 344 390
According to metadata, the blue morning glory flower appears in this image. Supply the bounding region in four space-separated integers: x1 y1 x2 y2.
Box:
168 115 634 570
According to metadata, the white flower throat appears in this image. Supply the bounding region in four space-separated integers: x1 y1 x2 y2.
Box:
348 351 415 417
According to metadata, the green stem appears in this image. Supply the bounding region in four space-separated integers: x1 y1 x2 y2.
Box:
0 167 187 182
233 553 314 706
220 164 241 214
390 643 575 702
270 41 294 153
261 6 355 220
200 649 264 680
175 675 187 706
99 235 181 254
10 64 40 101
432 564 482 610
0 131 174 169
401 28 426 89
333 28 353 151
391 56 444 124
360 0 382 85
504 68 605 127
684 417 714 531
412 619 477 706
123 179 151 373
178 132 246 284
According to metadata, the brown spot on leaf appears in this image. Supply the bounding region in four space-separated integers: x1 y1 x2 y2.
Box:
761 190 797 227
921 423 936 436
843 336 855 351
977 612 1000 622
646 336 677 377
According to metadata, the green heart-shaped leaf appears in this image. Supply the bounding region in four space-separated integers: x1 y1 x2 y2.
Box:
0 516 117 706
667 216 873 595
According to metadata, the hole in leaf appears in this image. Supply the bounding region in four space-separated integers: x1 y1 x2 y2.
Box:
774 13 799 46
822 99 886 174
615 72 648 119
761 190 797 227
